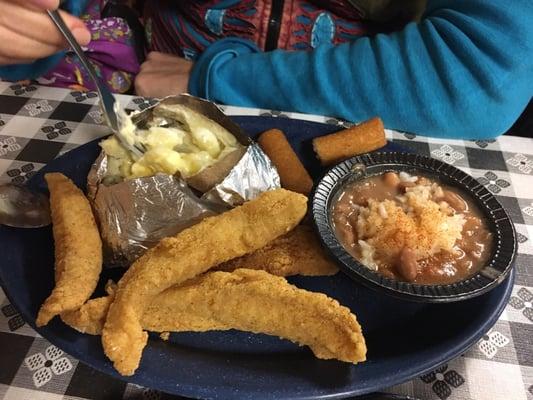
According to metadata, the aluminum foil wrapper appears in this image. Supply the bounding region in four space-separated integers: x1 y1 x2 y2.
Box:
201 143 279 206
87 94 280 266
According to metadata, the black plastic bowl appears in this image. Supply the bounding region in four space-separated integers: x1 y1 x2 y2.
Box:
312 152 517 302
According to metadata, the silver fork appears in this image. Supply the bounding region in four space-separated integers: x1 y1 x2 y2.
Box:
46 9 145 158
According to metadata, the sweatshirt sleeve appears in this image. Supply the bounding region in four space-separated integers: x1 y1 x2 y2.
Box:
189 0 533 139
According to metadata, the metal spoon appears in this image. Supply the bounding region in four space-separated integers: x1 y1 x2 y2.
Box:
0 184 51 228
46 9 145 158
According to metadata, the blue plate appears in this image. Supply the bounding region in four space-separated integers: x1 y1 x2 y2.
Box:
0 116 514 400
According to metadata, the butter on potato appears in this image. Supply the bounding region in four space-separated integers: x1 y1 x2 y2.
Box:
100 105 244 191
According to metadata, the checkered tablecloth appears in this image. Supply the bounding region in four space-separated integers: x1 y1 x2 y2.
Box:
0 81 532 400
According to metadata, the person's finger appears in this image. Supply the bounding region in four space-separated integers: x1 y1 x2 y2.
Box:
71 26 92 46
0 2 90 48
0 55 35 66
0 25 66 61
0 55 34 66
48 10 91 46
26 0 60 11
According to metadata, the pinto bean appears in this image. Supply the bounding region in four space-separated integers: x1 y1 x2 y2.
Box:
398 181 416 193
397 247 419 282
442 190 468 212
383 172 401 188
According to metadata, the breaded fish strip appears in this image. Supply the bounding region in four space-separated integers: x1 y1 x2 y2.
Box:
102 189 307 376
62 296 112 335
36 173 102 327
217 224 339 276
63 269 366 363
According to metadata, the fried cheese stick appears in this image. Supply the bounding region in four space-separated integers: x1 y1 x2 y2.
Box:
102 189 308 375
63 269 366 364
313 117 386 166
36 173 102 327
258 129 314 195
217 224 339 276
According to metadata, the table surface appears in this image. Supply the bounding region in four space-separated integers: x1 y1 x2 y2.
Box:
0 81 532 400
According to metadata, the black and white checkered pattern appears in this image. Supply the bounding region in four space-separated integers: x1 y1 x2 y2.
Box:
0 81 532 400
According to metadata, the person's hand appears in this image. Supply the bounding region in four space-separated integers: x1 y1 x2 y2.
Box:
135 52 193 98
0 0 90 66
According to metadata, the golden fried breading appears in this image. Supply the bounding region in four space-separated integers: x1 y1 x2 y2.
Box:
63 269 366 364
62 296 112 335
36 173 102 327
60 280 116 335
258 129 314 195
102 189 308 376
217 224 339 276
313 117 386 166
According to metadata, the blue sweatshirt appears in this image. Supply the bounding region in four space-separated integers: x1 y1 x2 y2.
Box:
2 0 531 139
189 0 533 139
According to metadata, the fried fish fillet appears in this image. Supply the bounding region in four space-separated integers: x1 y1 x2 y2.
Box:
102 189 308 375
62 296 112 335
63 269 366 364
217 224 339 276
36 173 102 327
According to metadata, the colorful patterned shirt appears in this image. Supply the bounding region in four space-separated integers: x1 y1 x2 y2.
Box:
144 0 368 60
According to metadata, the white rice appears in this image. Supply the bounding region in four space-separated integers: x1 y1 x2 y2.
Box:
353 179 465 269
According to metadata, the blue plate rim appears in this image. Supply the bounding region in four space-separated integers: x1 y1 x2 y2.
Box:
0 268 515 399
